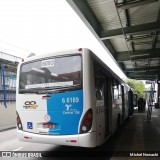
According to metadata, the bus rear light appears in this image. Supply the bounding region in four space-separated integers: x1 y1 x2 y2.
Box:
16 111 23 130
78 48 82 51
42 96 51 99
84 119 90 126
66 140 77 143
80 108 93 134
71 140 77 143
24 136 29 139
24 136 32 139
87 113 92 119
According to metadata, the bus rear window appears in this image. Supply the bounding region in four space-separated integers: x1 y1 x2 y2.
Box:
19 55 82 90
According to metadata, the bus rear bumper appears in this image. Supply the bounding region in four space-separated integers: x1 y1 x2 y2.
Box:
17 130 96 147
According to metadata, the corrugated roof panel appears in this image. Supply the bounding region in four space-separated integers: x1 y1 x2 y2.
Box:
131 34 154 43
135 59 149 67
134 43 152 50
123 60 134 69
110 37 131 52
129 1 160 26
130 34 153 50
87 0 127 30
150 58 160 66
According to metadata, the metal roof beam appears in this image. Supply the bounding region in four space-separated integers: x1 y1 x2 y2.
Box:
132 75 157 80
103 40 117 59
125 66 160 72
126 36 153 43
116 0 158 10
128 75 157 80
0 51 22 63
128 70 160 77
72 0 102 34
117 48 160 62
135 78 156 80
123 0 135 52
101 22 160 40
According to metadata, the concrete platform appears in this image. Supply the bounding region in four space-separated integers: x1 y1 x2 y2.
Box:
0 102 16 131
111 106 160 159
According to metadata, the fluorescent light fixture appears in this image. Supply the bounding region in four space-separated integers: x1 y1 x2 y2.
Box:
31 68 45 73
51 73 58 77
130 54 149 57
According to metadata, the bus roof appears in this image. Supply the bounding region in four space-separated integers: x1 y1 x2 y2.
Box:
22 48 84 63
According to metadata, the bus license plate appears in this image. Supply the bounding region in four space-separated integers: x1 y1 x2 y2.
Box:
43 123 55 129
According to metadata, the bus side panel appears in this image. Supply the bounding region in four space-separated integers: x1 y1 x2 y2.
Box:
112 82 122 133
121 85 125 121
105 79 112 139
95 80 106 146
124 85 129 119
78 132 97 147
128 89 134 116
92 56 111 146
79 49 96 145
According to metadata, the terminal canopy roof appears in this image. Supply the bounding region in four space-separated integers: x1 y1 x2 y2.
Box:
68 0 160 81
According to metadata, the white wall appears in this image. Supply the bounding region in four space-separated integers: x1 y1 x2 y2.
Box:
0 102 16 131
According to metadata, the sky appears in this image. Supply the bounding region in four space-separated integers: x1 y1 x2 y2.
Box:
0 0 127 80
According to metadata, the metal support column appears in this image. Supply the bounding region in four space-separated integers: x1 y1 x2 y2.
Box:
157 83 160 107
1 64 7 108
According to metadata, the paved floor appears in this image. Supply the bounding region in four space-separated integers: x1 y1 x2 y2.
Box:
111 107 160 159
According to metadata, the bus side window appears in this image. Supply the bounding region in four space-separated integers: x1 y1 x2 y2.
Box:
95 79 104 100
113 88 119 100
94 62 105 100
96 88 103 100
113 80 121 100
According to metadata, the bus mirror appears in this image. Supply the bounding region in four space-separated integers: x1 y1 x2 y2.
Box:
96 89 103 100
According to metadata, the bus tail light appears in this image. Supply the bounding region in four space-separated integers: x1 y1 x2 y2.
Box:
71 140 77 143
16 111 23 130
78 48 82 51
66 140 77 143
80 108 93 134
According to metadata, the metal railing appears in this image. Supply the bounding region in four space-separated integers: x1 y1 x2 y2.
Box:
146 82 155 121
0 64 17 107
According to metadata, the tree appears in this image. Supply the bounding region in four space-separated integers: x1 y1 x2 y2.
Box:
126 79 145 99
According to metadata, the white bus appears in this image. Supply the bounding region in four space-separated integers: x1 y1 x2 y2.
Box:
16 48 133 147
